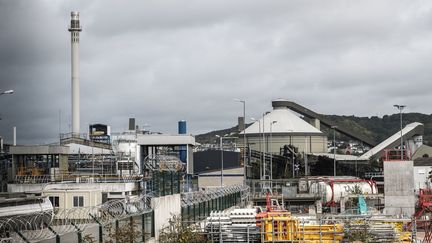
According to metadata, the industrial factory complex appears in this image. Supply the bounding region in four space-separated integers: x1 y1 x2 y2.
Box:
2 11 432 243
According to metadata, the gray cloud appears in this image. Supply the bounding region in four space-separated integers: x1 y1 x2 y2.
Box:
1 0 432 144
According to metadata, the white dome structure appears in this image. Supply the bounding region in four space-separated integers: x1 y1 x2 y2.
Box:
244 106 322 135
240 100 327 154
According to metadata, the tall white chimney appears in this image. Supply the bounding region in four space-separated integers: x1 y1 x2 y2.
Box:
68 11 82 137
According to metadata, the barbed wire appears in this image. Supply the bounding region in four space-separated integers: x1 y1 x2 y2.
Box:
181 185 249 207
144 154 185 172
0 193 153 242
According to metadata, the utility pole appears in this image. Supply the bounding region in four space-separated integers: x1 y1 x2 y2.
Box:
234 99 247 185
394 105 406 160
331 126 337 177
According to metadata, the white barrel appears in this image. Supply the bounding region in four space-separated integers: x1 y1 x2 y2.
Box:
310 180 377 203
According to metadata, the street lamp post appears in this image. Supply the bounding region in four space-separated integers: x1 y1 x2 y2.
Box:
251 118 262 180
270 121 277 181
0 90 14 96
216 135 223 187
262 114 265 180
261 112 270 180
331 126 337 177
394 105 406 160
0 89 14 121
234 99 247 184
216 135 237 187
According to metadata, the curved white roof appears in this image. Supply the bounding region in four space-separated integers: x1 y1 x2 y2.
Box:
358 122 423 160
244 107 322 134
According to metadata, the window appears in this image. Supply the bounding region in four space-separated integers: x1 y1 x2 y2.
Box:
73 196 84 207
49 196 59 208
110 192 122 195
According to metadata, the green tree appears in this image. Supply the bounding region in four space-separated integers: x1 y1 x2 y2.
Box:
104 218 142 243
159 214 208 243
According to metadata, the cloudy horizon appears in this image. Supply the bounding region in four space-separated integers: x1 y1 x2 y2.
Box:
1 0 432 144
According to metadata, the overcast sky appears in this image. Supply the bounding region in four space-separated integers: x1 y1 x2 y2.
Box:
1 0 432 144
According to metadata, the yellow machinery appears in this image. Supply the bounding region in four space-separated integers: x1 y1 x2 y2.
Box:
260 214 343 242
297 224 344 243
259 194 344 242
382 221 412 242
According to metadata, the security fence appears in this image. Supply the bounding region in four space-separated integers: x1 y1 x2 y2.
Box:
0 194 154 243
181 185 249 225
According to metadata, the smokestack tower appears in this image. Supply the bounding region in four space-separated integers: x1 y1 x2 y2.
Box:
68 11 82 137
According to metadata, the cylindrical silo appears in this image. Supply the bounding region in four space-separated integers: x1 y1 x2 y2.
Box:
178 120 187 163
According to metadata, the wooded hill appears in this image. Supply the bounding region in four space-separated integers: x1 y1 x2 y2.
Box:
322 113 432 146
196 113 432 146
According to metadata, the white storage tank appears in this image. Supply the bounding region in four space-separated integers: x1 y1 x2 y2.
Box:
310 179 378 204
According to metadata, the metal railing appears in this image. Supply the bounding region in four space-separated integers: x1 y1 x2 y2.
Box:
13 174 144 184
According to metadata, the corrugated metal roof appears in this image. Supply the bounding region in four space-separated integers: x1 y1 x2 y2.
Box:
243 107 322 134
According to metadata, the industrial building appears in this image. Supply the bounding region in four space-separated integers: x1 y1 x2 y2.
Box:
243 99 328 154
2 9 432 243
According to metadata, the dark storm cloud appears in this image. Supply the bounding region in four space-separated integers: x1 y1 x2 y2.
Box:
1 0 432 144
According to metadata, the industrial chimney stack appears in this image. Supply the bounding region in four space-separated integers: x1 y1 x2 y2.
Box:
68 11 82 137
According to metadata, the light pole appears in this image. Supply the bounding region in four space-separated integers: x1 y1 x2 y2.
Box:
331 126 337 177
251 118 262 180
234 99 246 184
0 89 14 121
270 121 277 181
394 105 406 160
216 135 237 187
262 112 270 180
215 135 223 187
0 90 14 95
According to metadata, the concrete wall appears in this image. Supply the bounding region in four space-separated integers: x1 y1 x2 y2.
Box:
384 160 415 216
198 167 244 188
151 194 181 241
10 145 69 155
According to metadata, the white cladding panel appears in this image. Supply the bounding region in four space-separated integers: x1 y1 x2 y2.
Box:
137 134 195 145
